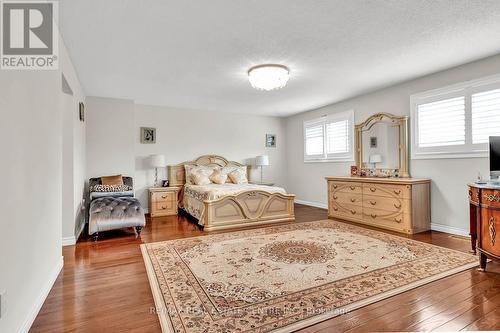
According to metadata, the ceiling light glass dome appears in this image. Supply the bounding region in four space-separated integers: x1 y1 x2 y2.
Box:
248 64 290 91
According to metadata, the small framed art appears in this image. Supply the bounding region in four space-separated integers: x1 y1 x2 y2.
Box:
266 134 276 148
79 102 85 122
140 127 156 144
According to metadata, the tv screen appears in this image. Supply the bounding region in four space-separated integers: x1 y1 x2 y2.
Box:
490 136 500 173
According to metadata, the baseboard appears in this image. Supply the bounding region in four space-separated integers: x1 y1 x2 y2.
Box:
62 220 86 246
295 199 328 210
62 236 75 246
431 223 470 237
18 256 63 333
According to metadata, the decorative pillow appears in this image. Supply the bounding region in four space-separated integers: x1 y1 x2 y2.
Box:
185 165 216 185
101 175 123 186
209 168 228 184
228 169 248 184
221 166 247 183
191 169 212 185
91 184 132 192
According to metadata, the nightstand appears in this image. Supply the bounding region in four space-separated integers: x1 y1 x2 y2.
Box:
249 181 275 186
149 187 179 217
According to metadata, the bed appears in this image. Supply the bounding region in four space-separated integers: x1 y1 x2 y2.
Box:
168 155 295 231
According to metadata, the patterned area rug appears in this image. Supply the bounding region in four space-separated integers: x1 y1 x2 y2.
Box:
141 220 477 333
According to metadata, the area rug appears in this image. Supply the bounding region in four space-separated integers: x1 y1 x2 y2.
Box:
141 220 477 333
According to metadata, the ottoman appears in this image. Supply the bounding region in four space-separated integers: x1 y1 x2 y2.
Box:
89 197 146 241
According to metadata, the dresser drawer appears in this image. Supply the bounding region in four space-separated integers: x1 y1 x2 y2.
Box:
155 199 176 212
362 194 408 213
330 191 362 206
329 181 362 195
363 207 407 229
362 183 411 199
152 191 176 203
481 189 500 209
329 202 362 220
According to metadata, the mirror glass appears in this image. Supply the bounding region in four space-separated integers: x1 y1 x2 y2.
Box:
361 121 399 169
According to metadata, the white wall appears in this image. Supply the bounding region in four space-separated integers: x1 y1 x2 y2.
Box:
86 97 135 179
285 54 500 234
60 45 86 243
0 36 84 332
86 98 287 209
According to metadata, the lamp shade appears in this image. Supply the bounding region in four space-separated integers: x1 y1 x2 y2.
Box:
150 154 166 168
369 154 382 163
255 155 269 166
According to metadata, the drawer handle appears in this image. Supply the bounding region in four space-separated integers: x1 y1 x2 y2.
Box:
350 186 356 190
394 189 401 195
333 185 338 189
394 203 402 209
350 198 356 203
350 209 357 215
161 206 167 209
333 207 338 211
161 195 167 199
333 195 338 200
370 187 376 192
370 214 377 219
395 217 402 223
369 200 377 206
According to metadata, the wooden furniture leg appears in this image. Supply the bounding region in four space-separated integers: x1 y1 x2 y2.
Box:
135 226 143 235
469 202 477 254
479 252 487 271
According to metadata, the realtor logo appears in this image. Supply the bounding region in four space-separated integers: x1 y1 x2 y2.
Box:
1 0 58 70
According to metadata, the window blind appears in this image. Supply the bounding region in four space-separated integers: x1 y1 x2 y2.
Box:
472 88 500 144
417 96 466 148
326 119 349 154
305 123 324 156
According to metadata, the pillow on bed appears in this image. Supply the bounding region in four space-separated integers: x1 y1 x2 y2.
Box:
221 166 247 183
228 169 248 184
191 169 212 185
209 168 227 184
185 165 216 185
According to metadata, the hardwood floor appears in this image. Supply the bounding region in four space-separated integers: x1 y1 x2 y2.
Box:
30 204 500 332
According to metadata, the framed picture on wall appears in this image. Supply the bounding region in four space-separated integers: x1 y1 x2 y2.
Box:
266 134 276 148
140 127 156 144
79 102 85 122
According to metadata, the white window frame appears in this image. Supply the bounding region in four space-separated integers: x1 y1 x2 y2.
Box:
411 73 500 159
303 110 354 162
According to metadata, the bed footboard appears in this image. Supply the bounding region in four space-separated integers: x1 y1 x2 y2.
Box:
202 190 295 231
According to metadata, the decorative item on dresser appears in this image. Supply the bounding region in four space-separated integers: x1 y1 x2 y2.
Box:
468 182 500 271
326 176 431 234
149 186 180 217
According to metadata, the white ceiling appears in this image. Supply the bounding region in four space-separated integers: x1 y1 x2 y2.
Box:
60 0 500 116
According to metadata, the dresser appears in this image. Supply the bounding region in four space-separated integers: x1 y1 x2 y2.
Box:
326 177 431 234
149 187 180 217
468 182 500 271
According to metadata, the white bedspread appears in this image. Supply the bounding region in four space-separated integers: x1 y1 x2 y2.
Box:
183 183 287 224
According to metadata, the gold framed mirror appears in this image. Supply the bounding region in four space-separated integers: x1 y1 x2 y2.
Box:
355 113 410 178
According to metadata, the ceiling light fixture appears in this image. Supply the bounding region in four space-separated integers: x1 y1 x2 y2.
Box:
248 64 290 91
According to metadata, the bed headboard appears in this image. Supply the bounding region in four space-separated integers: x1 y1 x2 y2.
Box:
167 155 251 186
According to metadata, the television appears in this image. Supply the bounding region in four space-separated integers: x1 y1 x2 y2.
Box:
490 136 500 179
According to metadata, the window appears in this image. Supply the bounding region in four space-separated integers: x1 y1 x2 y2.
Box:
304 110 354 162
411 74 500 159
